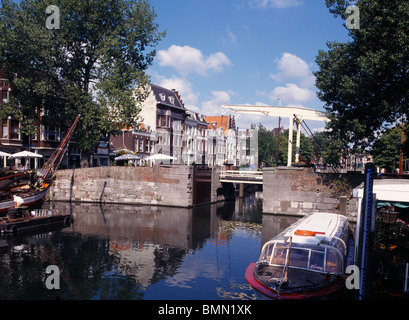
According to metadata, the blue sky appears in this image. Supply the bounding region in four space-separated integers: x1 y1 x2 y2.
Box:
148 0 351 131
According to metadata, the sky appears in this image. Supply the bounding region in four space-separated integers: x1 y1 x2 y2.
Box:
147 0 352 132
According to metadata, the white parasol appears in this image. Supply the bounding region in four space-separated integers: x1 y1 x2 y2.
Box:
8 151 43 159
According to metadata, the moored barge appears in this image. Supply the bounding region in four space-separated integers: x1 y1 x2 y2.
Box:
245 212 354 300
0 208 71 234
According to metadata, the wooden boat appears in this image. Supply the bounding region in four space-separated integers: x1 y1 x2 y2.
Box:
245 212 354 300
0 185 50 213
0 115 80 214
0 208 71 234
0 172 29 190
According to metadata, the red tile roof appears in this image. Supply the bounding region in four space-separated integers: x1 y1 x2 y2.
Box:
204 115 235 132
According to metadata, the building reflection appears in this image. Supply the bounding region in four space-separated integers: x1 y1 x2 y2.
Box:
0 196 262 299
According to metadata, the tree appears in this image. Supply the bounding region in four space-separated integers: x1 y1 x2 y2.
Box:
315 0 409 151
257 123 276 167
372 125 407 173
0 0 165 167
256 124 313 167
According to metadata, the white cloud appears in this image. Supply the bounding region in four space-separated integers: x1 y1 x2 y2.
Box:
269 83 315 103
270 52 315 87
202 91 232 115
156 45 232 76
225 26 237 43
249 0 303 9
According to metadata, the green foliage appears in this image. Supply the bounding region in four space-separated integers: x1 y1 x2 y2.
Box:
372 125 407 172
255 123 313 167
0 0 165 166
315 0 409 151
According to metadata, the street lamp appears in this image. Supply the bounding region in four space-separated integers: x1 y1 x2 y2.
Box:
380 206 398 251
381 207 398 224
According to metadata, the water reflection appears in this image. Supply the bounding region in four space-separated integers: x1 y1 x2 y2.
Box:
0 194 268 300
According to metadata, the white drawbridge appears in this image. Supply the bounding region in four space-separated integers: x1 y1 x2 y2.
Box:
222 105 329 167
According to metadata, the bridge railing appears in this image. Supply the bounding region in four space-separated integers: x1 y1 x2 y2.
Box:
219 170 263 181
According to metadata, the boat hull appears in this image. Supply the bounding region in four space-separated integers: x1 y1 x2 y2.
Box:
245 263 344 300
0 187 49 214
0 213 71 234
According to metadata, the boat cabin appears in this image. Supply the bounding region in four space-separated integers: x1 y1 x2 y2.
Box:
257 212 351 276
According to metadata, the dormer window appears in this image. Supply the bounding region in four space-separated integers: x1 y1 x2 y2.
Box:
159 93 166 102
168 96 175 105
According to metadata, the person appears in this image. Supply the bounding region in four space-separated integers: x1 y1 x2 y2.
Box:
13 194 24 208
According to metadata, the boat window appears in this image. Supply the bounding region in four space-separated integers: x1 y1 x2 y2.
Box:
289 248 308 269
260 241 344 274
270 247 287 265
259 243 275 262
326 248 342 274
309 250 325 271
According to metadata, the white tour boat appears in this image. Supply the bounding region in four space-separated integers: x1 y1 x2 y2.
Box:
245 212 354 299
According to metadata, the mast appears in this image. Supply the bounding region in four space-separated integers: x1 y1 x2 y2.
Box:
40 114 80 182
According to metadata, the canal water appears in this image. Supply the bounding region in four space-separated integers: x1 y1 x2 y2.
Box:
0 193 300 300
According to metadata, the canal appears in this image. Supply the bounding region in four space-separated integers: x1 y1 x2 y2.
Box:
0 193 301 300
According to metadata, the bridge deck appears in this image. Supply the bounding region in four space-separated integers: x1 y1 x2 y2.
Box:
219 170 263 185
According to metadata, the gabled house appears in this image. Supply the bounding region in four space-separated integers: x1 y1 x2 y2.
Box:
138 84 187 164
183 110 208 165
204 115 238 166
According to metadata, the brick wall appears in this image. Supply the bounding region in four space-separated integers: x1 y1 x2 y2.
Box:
263 167 363 220
49 166 195 207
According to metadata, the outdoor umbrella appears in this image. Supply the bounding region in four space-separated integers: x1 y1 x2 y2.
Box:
0 151 11 168
8 151 43 170
8 151 43 159
145 153 177 166
145 154 177 161
114 154 140 161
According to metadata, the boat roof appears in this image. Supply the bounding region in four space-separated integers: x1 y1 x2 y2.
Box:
282 212 348 246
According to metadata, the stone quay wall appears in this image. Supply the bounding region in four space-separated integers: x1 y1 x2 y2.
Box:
263 167 364 220
49 166 196 207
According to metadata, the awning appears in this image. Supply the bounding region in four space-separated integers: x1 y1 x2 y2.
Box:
377 201 409 209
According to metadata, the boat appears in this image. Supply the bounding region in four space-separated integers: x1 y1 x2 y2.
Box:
0 172 30 190
245 212 354 300
0 115 80 214
0 208 71 234
0 184 50 213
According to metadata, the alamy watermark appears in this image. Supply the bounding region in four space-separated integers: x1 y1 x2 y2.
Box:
45 5 60 30
45 4 360 31
345 264 360 290
346 5 360 30
45 265 60 290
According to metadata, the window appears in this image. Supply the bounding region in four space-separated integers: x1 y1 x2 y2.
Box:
139 138 143 152
157 114 167 127
10 120 19 139
1 90 8 102
326 248 342 274
2 120 8 138
42 126 61 141
168 96 175 105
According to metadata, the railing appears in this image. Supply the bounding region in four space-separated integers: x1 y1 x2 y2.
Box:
219 170 263 184
31 209 60 217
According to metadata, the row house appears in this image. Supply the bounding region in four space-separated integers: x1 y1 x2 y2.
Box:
0 68 112 168
139 84 186 163
204 115 248 167
110 84 250 167
0 70 82 168
182 110 208 165
2 74 252 168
